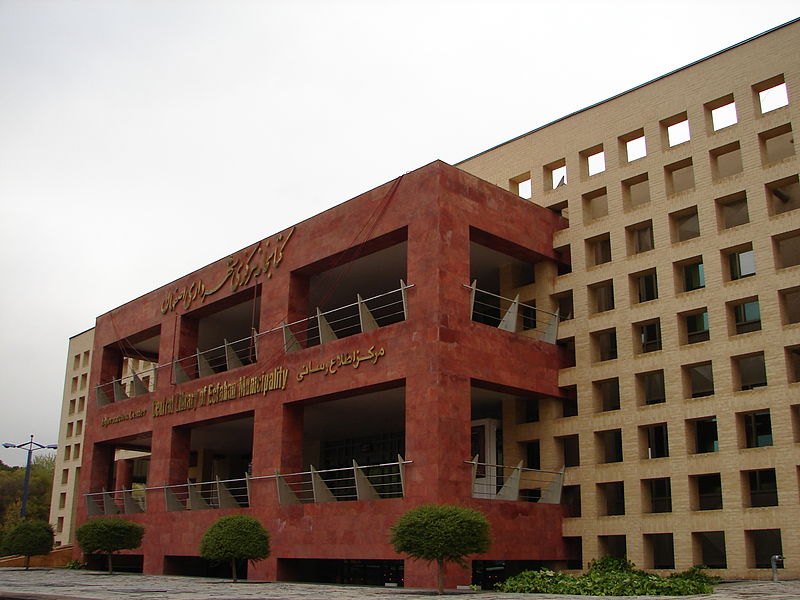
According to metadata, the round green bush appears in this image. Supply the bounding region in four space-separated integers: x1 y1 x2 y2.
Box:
3 520 54 569
199 515 270 582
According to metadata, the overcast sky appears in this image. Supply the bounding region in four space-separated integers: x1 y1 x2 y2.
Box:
0 1 797 466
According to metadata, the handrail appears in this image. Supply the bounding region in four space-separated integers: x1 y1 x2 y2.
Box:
85 458 413 514
95 283 414 402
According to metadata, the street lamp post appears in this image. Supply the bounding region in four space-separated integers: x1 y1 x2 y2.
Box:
3 435 58 518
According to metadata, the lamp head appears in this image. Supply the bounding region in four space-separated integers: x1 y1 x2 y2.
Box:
2 443 15 448
45 444 58 449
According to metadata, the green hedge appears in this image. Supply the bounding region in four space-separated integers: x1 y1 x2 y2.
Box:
498 558 719 596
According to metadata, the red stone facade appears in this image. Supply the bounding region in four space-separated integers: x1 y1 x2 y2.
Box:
77 161 569 589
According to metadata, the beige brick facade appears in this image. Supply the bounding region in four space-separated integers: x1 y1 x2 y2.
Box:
458 19 800 579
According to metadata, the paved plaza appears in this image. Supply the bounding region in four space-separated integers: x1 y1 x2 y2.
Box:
0 569 799 600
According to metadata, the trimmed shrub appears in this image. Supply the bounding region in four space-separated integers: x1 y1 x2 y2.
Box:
199 515 270 582
3 520 54 569
75 518 144 574
390 504 490 594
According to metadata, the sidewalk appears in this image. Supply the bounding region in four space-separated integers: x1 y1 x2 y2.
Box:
0 568 799 600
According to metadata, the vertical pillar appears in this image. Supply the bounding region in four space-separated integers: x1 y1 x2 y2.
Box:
114 459 134 491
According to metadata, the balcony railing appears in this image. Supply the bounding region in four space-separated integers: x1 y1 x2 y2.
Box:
85 458 410 515
282 282 410 352
467 458 564 503
465 282 559 344
95 283 413 405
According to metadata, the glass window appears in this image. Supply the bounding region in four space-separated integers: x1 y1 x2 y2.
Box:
694 473 723 510
693 417 719 453
747 469 778 507
685 310 710 344
634 270 658 303
643 423 669 458
733 300 761 334
743 410 772 447
639 321 662 353
682 260 705 291
729 249 756 280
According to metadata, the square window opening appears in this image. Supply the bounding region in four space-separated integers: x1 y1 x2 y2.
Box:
636 319 662 353
755 75 789 114
740 409 772 447
627 220 655 255
707 96 738 131
594 378 620 412
544 159 567 191
665 158 695 194
779 286 800 324
671 206 700 243
711 142 744 180
622 173 651 209
593 329 618 362
735 353 768 391
767 175 800 216
590 280 615 313
717 191 749 229
510 173 532 199
682 309 710 344
773 229 800 269
641 423 669 459
689 416 718 454
637 370 666 405
586 233 612 267
596 429 623 463
684 361 714 398
581 145 606 177
760 123 795 164
729 298 761 335
620 129 647 163
582 187 608 223
662 113 691 147
643 478 672 513
692 473 723 511
724 244 756 280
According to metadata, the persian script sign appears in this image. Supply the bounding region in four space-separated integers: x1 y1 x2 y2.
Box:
296 346 385 382
160 227 294 314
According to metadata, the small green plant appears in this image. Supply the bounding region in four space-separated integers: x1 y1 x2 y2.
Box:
64 559 85 570
199 515 270 583
498 560 718 596
390 504 490 595
75 518 144 574
2 520 54 570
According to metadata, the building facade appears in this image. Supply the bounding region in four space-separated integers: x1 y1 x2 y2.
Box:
458 18 799 579
50 329 94 547
72 18 799 587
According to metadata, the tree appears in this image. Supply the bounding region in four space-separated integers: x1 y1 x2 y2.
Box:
3 520 54 569
199 515 270 582
75 518 144 574
390 504 491 594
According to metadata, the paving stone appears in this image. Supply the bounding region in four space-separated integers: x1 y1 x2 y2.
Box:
0 569 799 600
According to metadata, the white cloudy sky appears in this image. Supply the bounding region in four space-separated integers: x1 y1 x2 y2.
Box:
0 1 797 466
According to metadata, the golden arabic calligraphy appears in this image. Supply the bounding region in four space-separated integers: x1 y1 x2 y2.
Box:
160 227 295 314
296 346 386 382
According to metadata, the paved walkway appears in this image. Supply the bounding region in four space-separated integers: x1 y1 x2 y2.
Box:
0 569 798 600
